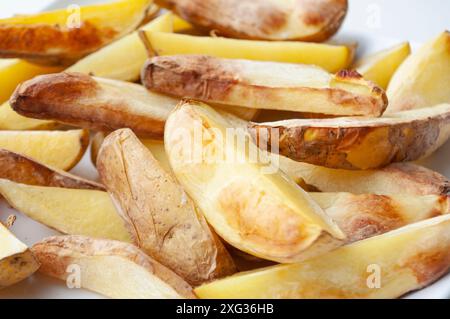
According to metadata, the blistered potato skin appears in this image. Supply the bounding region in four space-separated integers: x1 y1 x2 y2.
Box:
97 129 236 285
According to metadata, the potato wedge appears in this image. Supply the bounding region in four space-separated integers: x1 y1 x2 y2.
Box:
354 42 411 89
0 179 130 243
387 31 450 113
155 0 347 42
67 12 174 82
142 56 387 116
33 236 195 299
0 223 40 289
250 103 450 170
0 129 88 170
195 214 450 299
165 100 344 263
0 0 153 65
139 31 355 73
0 149 103 190
97 129 236 285
0 102 56 130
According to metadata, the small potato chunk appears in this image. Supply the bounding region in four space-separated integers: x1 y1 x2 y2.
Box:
195 215 450 299
0 223 39 289
32 236 195 299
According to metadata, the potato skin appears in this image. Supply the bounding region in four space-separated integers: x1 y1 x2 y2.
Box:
156 0 348 42
97 129 236 285
0 249 40 289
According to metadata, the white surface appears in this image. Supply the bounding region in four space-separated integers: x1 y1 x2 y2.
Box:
0 0 449 299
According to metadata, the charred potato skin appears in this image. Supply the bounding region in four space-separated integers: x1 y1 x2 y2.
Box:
156 0 348 42
97 129 236 285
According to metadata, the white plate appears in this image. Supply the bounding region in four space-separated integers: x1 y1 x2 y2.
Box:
0 0 449 299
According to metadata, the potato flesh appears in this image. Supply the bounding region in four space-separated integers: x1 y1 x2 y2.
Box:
0 179 131 243
195 215 450 299
0 102 55 130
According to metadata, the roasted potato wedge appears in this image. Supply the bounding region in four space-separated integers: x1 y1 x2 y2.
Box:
354 42 411 89
139 31 355 73
0 179 130 243
0 149 103 190
250 103 450 170
155 0 348 42
195 214 450 299
33 236 195 299
97 129 236 285
165 100 344 263
0 102 56 130
0 223 40 289
0 0 153 65
0 129 88 170
142 56 387 116
387 31 450 113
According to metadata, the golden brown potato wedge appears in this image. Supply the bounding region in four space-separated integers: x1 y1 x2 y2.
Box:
142 55 387 116
387 31 450 113
33 236 195 299
0 149 103 190
97 129 236 285
250 103 450 170
195 214 450 299
353 42 411 89
0 129 88 170
0 0 153 65
0 223 40 289
165 100 344 263
0 102 56 130
156 0 348 42
0 179 131 243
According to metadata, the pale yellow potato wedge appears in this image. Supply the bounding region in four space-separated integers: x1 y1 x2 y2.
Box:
155 0 347 42
165 100 344 263
0 129 88 170
0 223 40 289
68 12 174 82
195 214 450 299
387 31 450 113
0 102 56 130
0 0 153 65
354 42 411 89
250 103 450 170
33 236 195 299
97 129 236 285
143 56 387 116
140 30 355 73
0 179 130 243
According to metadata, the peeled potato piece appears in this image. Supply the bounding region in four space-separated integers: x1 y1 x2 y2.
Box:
0 0 153 65
250 103 450 170
0 149 103 190
354 42 411 89
0 129 88 170
142 55 387 116
387 31 450 113
0 102 56 130
33 236 195 299
97 129 236 285
0 223 40 289
195 214 450 299
155 0 348 42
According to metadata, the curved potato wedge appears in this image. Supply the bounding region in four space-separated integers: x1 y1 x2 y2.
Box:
195 214 450 299
97 129 236 285
156 0 347 41
142 55 387 116
0 149 103 190
0 0 153 65
0 102 56 130
139 31 355 73
387 31 450 113
165 100 344 263
0 129 88 170
0 179 130 243
250 104 450 170
32 236 195 299
0 223 39 289
354 42 411 89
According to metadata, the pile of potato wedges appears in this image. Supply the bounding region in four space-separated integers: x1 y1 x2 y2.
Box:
1 0 450 299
